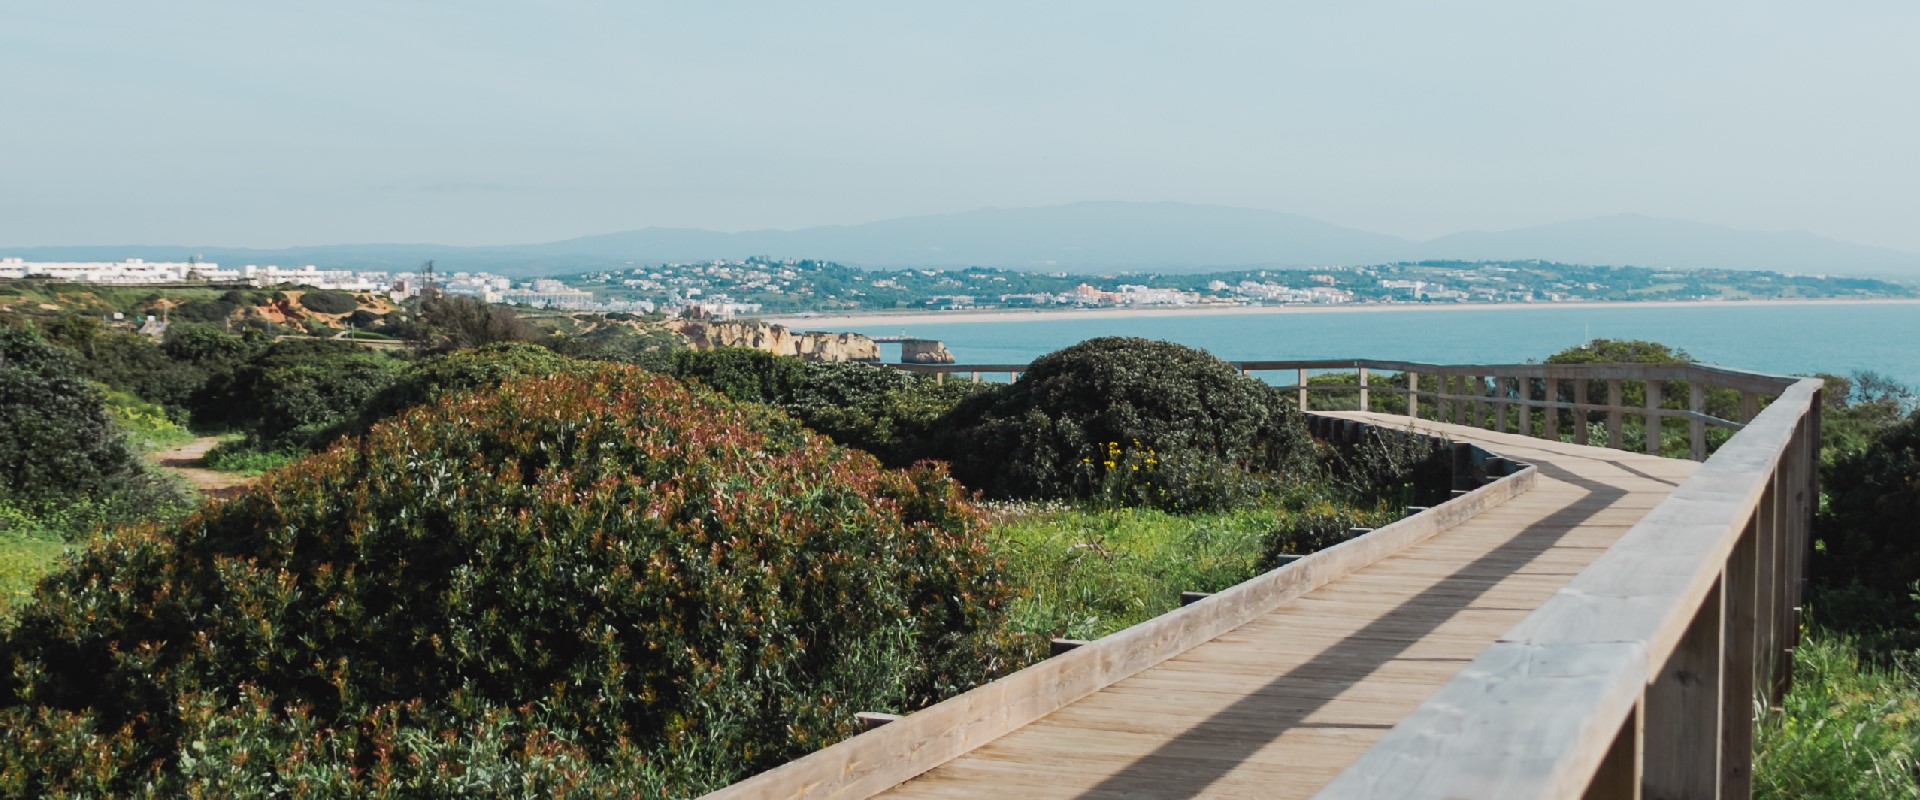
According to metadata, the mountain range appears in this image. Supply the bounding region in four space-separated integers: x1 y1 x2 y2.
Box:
8 202 1919 278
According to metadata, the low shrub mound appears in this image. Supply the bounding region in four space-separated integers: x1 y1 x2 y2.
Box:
937 337 1315 507
0 366 1026 796
0 329 178 521
193 338 403 450
297 289 359 315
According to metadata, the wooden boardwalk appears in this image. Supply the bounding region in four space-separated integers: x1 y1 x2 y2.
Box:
878 414 1698 800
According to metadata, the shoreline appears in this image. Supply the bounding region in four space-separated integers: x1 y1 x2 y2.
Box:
760 297 1920 329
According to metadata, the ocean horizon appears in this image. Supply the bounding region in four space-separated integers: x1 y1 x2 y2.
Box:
833 301 1920 390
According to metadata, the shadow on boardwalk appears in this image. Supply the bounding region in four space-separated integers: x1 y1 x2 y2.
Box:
1068 458 1630 799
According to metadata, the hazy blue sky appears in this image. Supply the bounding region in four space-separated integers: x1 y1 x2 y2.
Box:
3 1 1916 250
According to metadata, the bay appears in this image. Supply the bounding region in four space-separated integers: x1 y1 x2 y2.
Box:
835 302 1920 390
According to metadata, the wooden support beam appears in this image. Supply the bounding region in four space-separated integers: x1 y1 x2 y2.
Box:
1740 391 1760 425
1298 367 1310 410
1407 371 1420 421
1722 518 1759 797
1642 577 1725 799
1545 378 1561 441
1358 366 1370 411
1583 702 1643 800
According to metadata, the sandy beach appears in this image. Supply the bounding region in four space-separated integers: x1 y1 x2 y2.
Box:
760 297 1920 329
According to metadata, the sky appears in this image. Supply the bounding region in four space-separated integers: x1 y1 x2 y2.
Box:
3 1 1917 251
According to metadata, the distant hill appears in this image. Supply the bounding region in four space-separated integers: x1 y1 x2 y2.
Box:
7 202 1919 277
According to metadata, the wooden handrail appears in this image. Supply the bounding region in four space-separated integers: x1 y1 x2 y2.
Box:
892 358 1802 461
1313 377 1823 798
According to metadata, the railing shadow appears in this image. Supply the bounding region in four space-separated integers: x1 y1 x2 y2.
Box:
1066 459 1633 799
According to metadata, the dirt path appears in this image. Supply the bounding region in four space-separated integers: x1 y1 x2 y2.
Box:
155 437 254 500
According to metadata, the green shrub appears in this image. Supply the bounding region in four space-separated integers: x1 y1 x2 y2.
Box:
297 290 358 315
664 351 981 467
937 337 1315 505
0 329 151 511
669 347 807 406
787 360 984 467
1811 409 1920 635
0 365 1026 796
193 339 403 449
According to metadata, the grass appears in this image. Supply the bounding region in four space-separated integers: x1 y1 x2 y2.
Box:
0 531 66 626
986 503 1286 641
1756 625 1920 799
202 437 299 475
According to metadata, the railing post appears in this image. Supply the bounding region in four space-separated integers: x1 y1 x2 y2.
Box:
1407 371 1420 421
1759 470 1784 702
1298 368 1309 411
1586 703 1644 800
1358 366 1370 411
1545 377 1561 441
1740 391 1760 424
1689 382 1707 461
1643 576 1725 799
1722 517 1760 796
1608 378 1625 450
1574 378 1591 446
1644 380 1663 456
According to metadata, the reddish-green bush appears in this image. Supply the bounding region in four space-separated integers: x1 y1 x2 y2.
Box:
0 365 1029 796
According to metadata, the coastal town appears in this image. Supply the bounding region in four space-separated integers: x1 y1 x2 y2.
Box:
2 254 1913 319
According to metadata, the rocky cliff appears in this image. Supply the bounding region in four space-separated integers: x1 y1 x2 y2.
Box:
667 319 880 362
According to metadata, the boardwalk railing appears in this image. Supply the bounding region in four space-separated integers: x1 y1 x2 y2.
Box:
898 358 1801 462
1312 375 1823 798
773 358 1822 798
707 443 1541 800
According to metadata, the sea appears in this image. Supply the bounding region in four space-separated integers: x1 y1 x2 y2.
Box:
835 302 1920 391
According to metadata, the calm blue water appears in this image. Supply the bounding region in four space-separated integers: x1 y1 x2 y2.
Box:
839 303 1920 389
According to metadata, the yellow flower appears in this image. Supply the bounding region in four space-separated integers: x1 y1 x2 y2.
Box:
1103 460 1116 469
